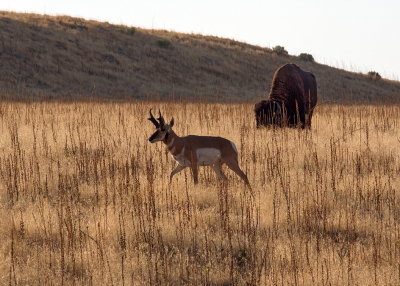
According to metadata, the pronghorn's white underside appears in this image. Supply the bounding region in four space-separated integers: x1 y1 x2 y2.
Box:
196 148 221 166
172 147 223 167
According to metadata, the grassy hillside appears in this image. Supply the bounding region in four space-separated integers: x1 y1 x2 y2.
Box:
0 11 399 102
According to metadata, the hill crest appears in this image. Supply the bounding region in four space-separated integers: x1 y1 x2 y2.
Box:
0 11 399 103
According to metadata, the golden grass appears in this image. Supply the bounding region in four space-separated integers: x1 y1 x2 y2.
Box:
0 101 399 285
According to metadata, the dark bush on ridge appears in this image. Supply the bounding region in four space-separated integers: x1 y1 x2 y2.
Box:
272 45 288 56
367 71 381 80
299 53 314 62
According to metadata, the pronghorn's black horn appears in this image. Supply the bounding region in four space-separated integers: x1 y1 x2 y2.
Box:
148 109 160 128
157 109 165 126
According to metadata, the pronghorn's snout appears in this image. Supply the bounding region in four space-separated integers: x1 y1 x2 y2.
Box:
148 131 156 142
148 130 164 143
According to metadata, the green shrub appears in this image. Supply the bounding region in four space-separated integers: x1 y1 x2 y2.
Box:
272 45 288 56
117 26 136 35
157 39 171 48
367 71 381 80
124 27 136 35
299 53 314 62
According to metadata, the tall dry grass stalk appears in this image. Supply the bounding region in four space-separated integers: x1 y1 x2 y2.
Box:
0 102 399 285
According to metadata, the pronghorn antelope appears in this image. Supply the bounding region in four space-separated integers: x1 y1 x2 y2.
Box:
147 109 251 189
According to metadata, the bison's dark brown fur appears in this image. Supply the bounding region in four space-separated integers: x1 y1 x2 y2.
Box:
255 63 317 128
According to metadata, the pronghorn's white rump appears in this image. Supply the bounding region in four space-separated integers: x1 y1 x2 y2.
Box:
230 141 238 153
147 109 251 190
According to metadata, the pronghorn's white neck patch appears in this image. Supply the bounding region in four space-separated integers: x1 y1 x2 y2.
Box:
172 147 187 166
196 148 221 166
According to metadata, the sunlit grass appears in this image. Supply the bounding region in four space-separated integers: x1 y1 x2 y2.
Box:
0 102 399 285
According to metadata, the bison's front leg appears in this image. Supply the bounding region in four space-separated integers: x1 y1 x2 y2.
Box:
306 109 314 128
296 100 306 129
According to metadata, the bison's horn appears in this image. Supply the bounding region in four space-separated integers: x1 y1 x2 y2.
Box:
148 109 160 128
274 102 282 114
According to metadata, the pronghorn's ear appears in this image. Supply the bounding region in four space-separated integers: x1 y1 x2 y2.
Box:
170 118 174 127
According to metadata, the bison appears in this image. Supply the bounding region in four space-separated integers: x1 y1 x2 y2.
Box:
254 63 317 128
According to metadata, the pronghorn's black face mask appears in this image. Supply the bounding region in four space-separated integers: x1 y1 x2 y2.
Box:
148 109 174 143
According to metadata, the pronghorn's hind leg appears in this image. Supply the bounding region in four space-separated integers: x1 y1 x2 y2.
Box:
211 161 228 180
169 165 186 183
223 157 251 188
189 151 199 184
191 165 199 184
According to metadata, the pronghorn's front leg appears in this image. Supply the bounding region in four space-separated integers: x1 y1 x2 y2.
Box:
169 165 186 183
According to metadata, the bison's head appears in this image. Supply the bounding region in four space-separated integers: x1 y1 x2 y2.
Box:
254 100 282 128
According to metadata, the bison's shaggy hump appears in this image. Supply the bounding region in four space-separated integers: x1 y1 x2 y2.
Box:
255 63 318 128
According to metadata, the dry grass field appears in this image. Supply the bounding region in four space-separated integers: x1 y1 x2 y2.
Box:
0 101 399 285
